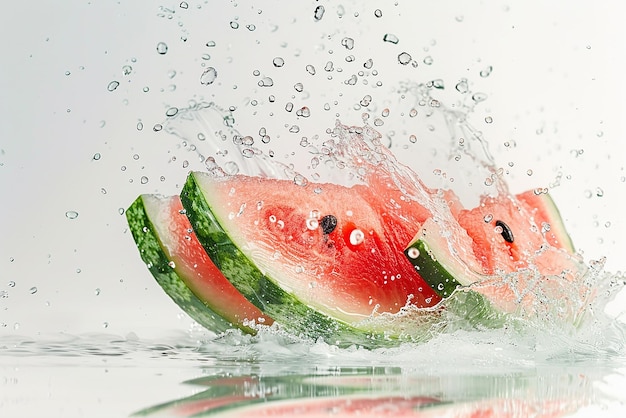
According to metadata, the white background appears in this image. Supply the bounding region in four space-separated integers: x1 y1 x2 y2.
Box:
1 0 625 338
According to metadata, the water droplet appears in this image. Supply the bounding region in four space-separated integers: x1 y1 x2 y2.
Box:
200 67 218 85
140 176 149 184
374 9 383 18
313 5 325 21
383 33 399 44
296 106 311 117
349 229 365 245
455 79 469 93
65 211 79 220
168 261 176 269
472 92 488 102
485 116 493 123
8 281 16 288
429 79 444 89
406 247 420 259
324 61 334 72
293 83 304 93
156 42 168 54
341 37 355 50
423 56 434 65
293 174 308 186
102 322 109 328
92 153 101 161
246 24 256 31
596 187 604 197
360 95 372 107
305 64 316 75
166 107 179 117
480 66 493 77
437 282 445 291
107 81 120 92
179 1 188 9
289 125 300 133
526 169 533 176
306 218 319 230
230 21 239 29
285 102 294 112
153 124 163 132
30 287 37 294
206 40 216 47
363 58 373 69
409 135 417 143
397 52 412 65
258 76 274 87
224 161 239 175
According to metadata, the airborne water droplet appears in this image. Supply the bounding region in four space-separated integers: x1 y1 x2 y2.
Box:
480 66 493 77
313 5 325 21
341 37 355 50
107 81 120 92
156 42 168 55
383 33 399 44
200 67 218 85
65 211 79 220
397 52 412 65
30 287 37 294
258 76 274 87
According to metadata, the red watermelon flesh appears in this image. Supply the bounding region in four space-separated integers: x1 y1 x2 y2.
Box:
456 191 579 277
150 195 273 330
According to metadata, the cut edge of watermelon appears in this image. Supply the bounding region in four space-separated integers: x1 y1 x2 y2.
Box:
517 190 576 253
126 194 235 334
180 171 424 347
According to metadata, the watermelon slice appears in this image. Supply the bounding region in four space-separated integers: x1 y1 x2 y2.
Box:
126 194 273 333
180 171 443 321
404 191 589 321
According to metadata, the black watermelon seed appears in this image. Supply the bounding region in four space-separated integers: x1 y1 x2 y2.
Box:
320 215 338 234
495 220 514 243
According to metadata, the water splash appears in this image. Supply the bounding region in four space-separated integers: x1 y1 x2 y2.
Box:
160 90 626 353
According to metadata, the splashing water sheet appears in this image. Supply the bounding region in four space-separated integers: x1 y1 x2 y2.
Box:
1 1 626 417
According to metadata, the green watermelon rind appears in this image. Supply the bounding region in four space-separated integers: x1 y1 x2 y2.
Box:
180 172 404 348
403 219 508 328
126 195 234 333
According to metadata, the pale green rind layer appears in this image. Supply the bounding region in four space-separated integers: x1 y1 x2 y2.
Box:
126 195 233 333
180 172 404 348
535 193 575 253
